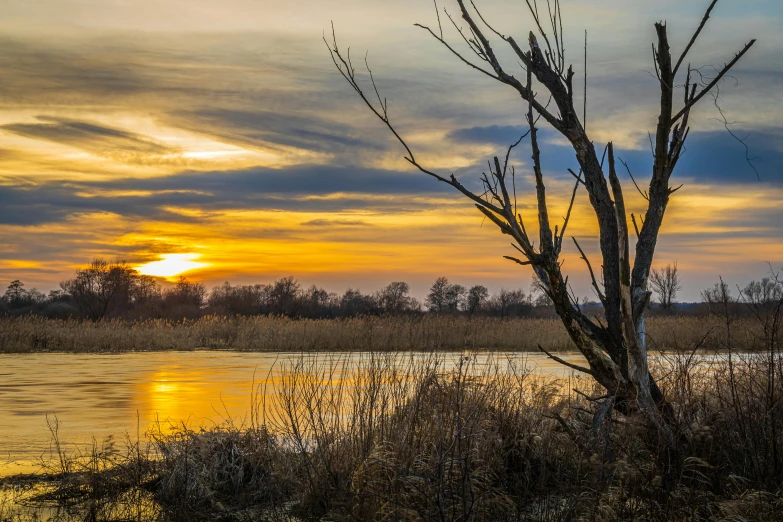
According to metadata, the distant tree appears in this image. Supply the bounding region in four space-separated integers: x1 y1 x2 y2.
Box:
425 277 451 313
4 280 27 308
164 276 206 311
466 285 489 315
339 288 374 316
530 275 554 308
702 279 732 306
60 259 138 320
489 288 529 317
301 285 337 317
445 284 467 312
208 282 266 316
376 281 416 314
47 289 70 302
650 262 682 310
132 275 162 305
270 276 301 315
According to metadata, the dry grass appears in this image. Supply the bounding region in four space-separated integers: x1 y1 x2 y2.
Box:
0 314 762 353
4 350 783 521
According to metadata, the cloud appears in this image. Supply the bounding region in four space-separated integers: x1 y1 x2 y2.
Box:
1 116 178 162
175 109 381 155
448 122 783 186
301 219 371 227
0 163 455 226
448 125 529 145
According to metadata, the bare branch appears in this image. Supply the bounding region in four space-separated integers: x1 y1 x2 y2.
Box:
537 344 594 376
557 170 583 254
504 255 532 266
710 88 760 180
567 168 586 186
583 29 587 130
619 158 649 201
432 0 443 40
573 237 606 305
673 0 719 77
631 213 641 240
414 23 499 81
672 39 756 123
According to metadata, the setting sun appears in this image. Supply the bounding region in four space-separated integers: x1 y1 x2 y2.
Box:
136 253 208 278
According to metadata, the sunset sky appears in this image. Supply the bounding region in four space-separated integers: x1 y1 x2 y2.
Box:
0 0 781 301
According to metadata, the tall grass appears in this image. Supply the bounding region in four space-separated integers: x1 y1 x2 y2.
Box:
0 314 762 353
5 349 783 521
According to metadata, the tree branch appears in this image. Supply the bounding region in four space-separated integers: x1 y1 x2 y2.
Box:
537 344 595 376
672 39 756 123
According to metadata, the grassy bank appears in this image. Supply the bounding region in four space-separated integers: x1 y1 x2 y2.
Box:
0 314 764 353
3 351 783 521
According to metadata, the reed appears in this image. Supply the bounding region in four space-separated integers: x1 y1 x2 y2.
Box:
0 314 763 354
4 349 783 521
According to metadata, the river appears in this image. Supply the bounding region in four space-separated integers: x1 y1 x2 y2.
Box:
0 351 597 477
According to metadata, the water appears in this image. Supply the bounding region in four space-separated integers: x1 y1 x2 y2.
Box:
0 351 593 478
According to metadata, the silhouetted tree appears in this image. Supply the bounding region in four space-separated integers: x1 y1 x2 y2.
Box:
425 277 450 313
270 276 301 316
301 285 338 317
163 276 206 318
60 259 138 320
339 288 375 316
4 280 26 307
489 288 529 317
208 282 265 316
650 263 682 310
466 285 489 315
376 281 416 314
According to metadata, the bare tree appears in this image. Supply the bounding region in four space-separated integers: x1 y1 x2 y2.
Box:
377 281 416 313
426 276 451 313
650 262 682 310
327 0 755 441
489 288 528 317
60 258 138 320
466 284 489 315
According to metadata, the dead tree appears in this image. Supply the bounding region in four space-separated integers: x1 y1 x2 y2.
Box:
650 263 682 310
326 0 755 438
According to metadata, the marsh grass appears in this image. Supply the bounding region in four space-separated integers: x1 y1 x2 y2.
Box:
0 315 760 353
3 349 783 521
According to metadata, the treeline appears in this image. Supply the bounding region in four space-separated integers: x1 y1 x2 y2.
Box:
4 258 780 322
0 259 554 321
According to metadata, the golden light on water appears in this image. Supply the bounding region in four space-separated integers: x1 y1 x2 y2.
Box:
137 253 208 279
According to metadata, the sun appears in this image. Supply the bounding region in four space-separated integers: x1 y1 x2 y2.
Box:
136 253 209 279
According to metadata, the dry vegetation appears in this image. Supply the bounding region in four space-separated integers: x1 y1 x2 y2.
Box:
3 350 783 521
0 314 766 353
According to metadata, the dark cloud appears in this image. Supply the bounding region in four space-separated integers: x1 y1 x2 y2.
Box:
0 183 205 226
448 125 529 145
96 164 450 198
1 116 177 160
0 163 455 226
176 109 381 154
449 123 783 185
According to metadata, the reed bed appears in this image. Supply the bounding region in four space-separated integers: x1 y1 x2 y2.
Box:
4 349 783 521
0 314 763 353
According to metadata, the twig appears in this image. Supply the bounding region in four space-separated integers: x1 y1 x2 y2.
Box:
537 344 594 376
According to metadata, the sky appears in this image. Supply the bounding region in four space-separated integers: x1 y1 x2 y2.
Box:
0 0 781 301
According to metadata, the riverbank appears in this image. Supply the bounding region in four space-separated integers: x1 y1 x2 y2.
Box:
2 351 783 521
0 314 762 353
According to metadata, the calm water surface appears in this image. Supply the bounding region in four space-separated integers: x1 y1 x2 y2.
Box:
2 350 739 477
0 351 594 476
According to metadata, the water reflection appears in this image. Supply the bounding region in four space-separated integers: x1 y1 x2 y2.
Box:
0 350 648 477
